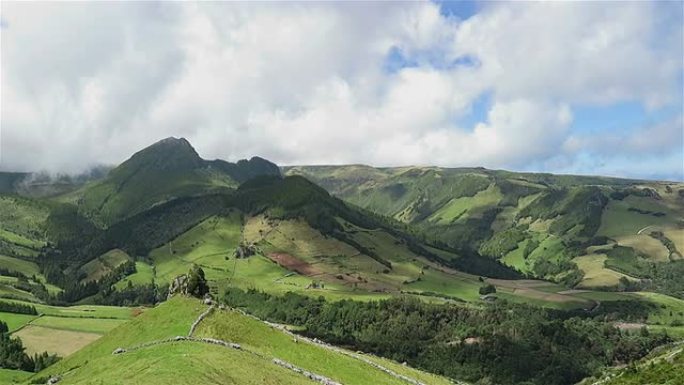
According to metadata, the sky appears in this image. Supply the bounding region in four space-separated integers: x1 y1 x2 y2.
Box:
1 1 682 181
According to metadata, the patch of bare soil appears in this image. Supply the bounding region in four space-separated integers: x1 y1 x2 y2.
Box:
268 253 324 276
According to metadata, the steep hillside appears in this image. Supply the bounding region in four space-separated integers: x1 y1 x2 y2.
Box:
581 342 684 385
72 137 280 226
285 166 684 293
29 296 455 385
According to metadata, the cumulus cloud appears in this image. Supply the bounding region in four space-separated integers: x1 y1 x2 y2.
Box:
1 1 682 180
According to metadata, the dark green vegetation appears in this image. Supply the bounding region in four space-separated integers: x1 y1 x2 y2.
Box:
0 320 59 373
0 302 36 316
223 287 670 385
580 343 684 385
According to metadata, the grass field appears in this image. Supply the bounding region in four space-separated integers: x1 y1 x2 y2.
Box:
197 305 453 385
429 183 502 225
598 196 677 239
14 325 103 356
0 255 40 276
0 195 49 241
3 299 136 319
79 249 132 283
31 316 127 334
0 283 39 302
114 261 155 289
2 301 137 360
0 228 44 250
615 234 670 262
150 214 242 285
573 254 638 288
0 368 32 384
501 239 531 272
405 268 482 301
664 228 684 256
31 296 455 385
0 311 37 331
57 342 317 385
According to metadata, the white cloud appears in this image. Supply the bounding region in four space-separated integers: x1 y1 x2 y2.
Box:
1 1 682 180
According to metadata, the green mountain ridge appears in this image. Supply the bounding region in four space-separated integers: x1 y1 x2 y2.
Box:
285 165 684 292
71 137 280 227
1 139 683 385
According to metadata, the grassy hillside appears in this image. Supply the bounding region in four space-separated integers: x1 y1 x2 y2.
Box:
580 343 684 385
285 165 684 294
29 296 454 385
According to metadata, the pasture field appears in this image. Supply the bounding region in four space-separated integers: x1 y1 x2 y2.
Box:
114 261 155 289
0 228 44 249
598 196 678 238
428 183 502 225
615 234 670 262
0 283 39 302
527 235 565 264
79 249 132 283
404 268 482 302
501 240 531 272
150 214 241 284
14 325 103 356
0 368 32 384
32 296 454 385
3 299 136 319
0 255 40 276
664 228 684 255
0 195 49 241
2 301 137 360
31 316 127 334
197 306 451 385
573 254 638 288
51 342 315 385
0 311 37 331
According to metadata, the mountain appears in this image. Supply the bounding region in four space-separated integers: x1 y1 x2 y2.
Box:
285 165 684 291
0 167 110 198
1 139 684 385
72 137 280 227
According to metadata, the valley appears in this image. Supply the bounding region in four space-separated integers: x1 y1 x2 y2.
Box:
0 138 682 384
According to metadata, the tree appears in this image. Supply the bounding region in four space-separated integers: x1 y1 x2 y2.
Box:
186 265 208 297
479 284 496 295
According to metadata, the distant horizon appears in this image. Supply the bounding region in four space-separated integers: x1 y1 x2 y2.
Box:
1 1 682 181
2 136 681 183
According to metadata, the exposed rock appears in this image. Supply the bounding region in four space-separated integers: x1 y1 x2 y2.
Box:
112 347 126 355
234 242 259 259
168 265 209 298
168 274 189 299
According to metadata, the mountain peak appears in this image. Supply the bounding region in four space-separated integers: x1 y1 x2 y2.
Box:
155 136 193 148
113 137 203 177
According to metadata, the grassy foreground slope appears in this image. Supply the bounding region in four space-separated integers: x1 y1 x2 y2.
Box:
31 296 454 385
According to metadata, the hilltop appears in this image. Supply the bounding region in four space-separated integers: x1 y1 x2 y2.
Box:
27 295 455 385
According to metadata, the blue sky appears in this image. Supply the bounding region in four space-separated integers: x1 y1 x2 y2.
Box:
1 1 682 180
